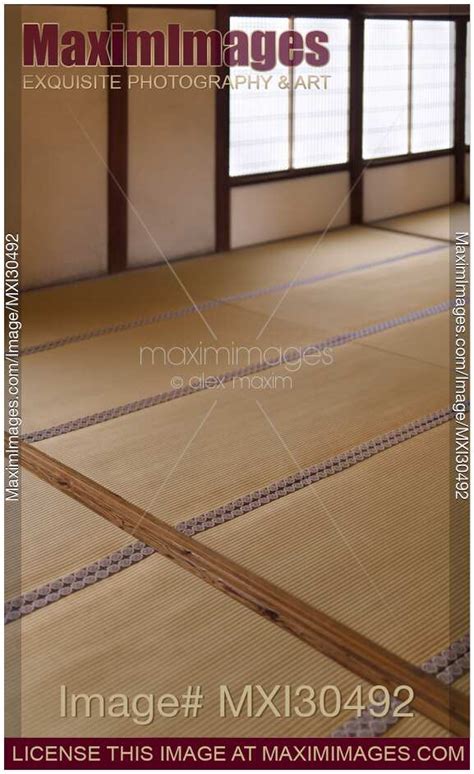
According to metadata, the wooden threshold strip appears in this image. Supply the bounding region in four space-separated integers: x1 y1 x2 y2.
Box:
19 438 469 737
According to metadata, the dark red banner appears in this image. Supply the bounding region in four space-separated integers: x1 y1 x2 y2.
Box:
4 738 469 770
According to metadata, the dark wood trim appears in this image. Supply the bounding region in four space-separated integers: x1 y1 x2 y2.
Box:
229 5 352 18
102 3 469 14
107 5 128 273
455 18 468 202
360 13 470 22
230 150 454 187
367 149 455 168
229 5 468 19
407 19 414 152
349 13 364 224
125 4 216 8
18 438 470 737
356 5 469 18
130 4 216 8
230 162 349 187
215 5 230 251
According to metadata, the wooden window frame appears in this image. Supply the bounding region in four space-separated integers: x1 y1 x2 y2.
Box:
105 4 469 260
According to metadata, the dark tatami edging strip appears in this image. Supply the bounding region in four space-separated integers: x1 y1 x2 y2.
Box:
4 542 154 622
21 242 445 356
176 405 454 536
8 404 455 620
421 633 470 686
12 439 470 736
368 222 453 245
20 300 451 444
331 634 470 738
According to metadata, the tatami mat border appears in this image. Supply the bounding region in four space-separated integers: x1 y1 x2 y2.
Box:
421 634 470 686
21 242 445 356
20 300 451 444
4 541 155 622
175 405 454 535
331 634 470 738
8 404 455 622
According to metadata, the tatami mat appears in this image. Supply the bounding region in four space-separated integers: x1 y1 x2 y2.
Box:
200 423 468 667
175 225 443 301
37 338 449 527
20 235 450 442
21 225 441 350
7 552 376 738
232 248 449 337
454 673 470 696
5 468 128 598
375 203 469 242
20 267 213 350
13 206 468 740
21 301 449 440
20 302 322 435
357 311 450 370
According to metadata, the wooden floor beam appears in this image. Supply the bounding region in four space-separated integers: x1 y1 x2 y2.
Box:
18 438 469 737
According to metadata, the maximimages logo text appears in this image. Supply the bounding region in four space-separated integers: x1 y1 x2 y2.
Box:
23 24 330 70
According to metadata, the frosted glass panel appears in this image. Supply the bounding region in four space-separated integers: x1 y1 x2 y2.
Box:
229 17 290 176
293 18 350 167
411 21 455 153
363 20 410 159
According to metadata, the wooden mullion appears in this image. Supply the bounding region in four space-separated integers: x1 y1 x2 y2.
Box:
455 18 467 202
215 5 230 251
107 5 128 273
349 13 364 223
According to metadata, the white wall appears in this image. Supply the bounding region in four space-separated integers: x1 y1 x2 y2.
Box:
231 172 351 249
127 7 216 266
19 7 463 288
363 155 455 222
21 6 108 289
